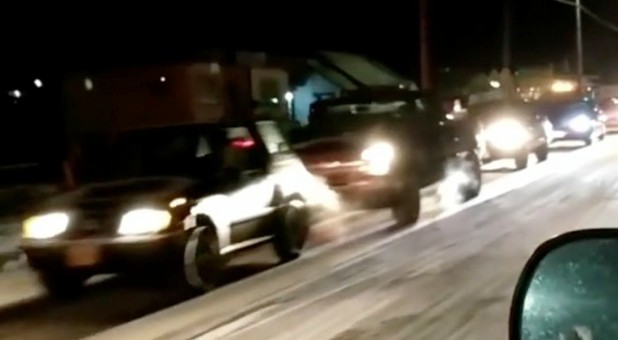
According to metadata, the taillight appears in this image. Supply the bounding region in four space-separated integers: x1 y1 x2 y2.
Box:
231 138 255 149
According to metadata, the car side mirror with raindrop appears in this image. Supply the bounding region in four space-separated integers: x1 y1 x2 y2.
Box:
509 229 618 339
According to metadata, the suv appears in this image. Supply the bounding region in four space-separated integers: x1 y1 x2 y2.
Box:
539 98 606 145
20 121 313 297
295 89 482 227
469 101 551 170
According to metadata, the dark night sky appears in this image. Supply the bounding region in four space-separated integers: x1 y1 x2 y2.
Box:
2 0 618 82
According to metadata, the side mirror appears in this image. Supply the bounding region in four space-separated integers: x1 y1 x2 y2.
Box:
510 229 618 339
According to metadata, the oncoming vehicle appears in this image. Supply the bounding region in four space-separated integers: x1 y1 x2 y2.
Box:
295 89 482 227
20 121 313 297
599 97 618 132
469 101 551 170
540 99 606 145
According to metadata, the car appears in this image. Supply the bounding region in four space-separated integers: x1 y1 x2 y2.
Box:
295 88 482 227
20 121 314 297
540 98 606 145
468 101 551 170
599 97 618 132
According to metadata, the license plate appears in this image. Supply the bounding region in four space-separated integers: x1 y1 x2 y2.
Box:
552 130 567 138
65 244 101 267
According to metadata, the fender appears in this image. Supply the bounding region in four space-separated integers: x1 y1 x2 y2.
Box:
185 194 232 252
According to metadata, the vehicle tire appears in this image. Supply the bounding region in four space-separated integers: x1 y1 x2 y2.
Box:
273 199 310 262
391 180 421 228
514 152 529 170
183 226 225 292
38 269 87 300
439 151 481 205
535 144 549 162
599 133 606 141
460 151 482 201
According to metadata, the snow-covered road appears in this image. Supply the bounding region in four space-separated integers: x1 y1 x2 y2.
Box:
0 138 601 340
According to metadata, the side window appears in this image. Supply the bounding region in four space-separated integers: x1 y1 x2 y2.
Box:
225 126 265 170
255 121 290 154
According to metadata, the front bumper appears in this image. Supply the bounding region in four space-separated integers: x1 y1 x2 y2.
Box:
483 138 545 160
330 176 401 208
550 128 593 142
21 231 186 273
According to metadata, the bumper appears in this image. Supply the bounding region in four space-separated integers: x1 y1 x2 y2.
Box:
483 138 544 160
330 176 401 209
21 232 186 273
550 129 593 141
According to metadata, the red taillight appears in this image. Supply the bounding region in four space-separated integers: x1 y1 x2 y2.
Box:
231 138 255 149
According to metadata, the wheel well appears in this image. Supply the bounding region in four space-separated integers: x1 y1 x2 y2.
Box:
193 214 223 250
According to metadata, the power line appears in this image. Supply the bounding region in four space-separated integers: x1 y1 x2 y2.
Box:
552 0 618 33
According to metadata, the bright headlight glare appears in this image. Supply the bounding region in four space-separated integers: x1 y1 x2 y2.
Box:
23 212 70 239
361 141 395 175
484 119 530 150
568 114 591 132
118 208 171 235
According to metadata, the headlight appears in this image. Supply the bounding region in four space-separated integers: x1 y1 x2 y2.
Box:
568 114 592 132
361 141 395 176
23 212 70 239
484 119 531 151
118 208 172 236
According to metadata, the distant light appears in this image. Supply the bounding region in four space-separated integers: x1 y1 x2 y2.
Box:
453 99 463 112
169 197 187 208
271 97 279 104
284 91 294 102
160 76 166 82
84 78 94 91
489 80 501 89
445 113 455 120
551 80 576 93
34 79 43 88
9 90 21 98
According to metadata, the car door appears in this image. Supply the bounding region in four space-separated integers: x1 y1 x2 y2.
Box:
404 97 451 181
219 125 277 246
254 121 311 201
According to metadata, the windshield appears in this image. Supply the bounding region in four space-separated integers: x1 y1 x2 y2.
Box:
80 126 229 182
541 101 593 118
116 127 228 180
309 98 431 137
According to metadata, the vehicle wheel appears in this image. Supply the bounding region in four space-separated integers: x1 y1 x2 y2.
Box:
273 199 310 262
391 180 421 228
439 152 481 205
460 151 482 201
599 133 606 141
535 144 549 162
183 226 225 292
38 269 87 300
514 152 529 170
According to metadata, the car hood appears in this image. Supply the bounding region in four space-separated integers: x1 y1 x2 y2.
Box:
39 177 199 212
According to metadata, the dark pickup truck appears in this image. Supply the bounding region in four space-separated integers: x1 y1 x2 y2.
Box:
294 88 482 227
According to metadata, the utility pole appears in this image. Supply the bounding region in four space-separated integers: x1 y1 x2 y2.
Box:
502 0 511 69
575 0 584 90
419 0 432 90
